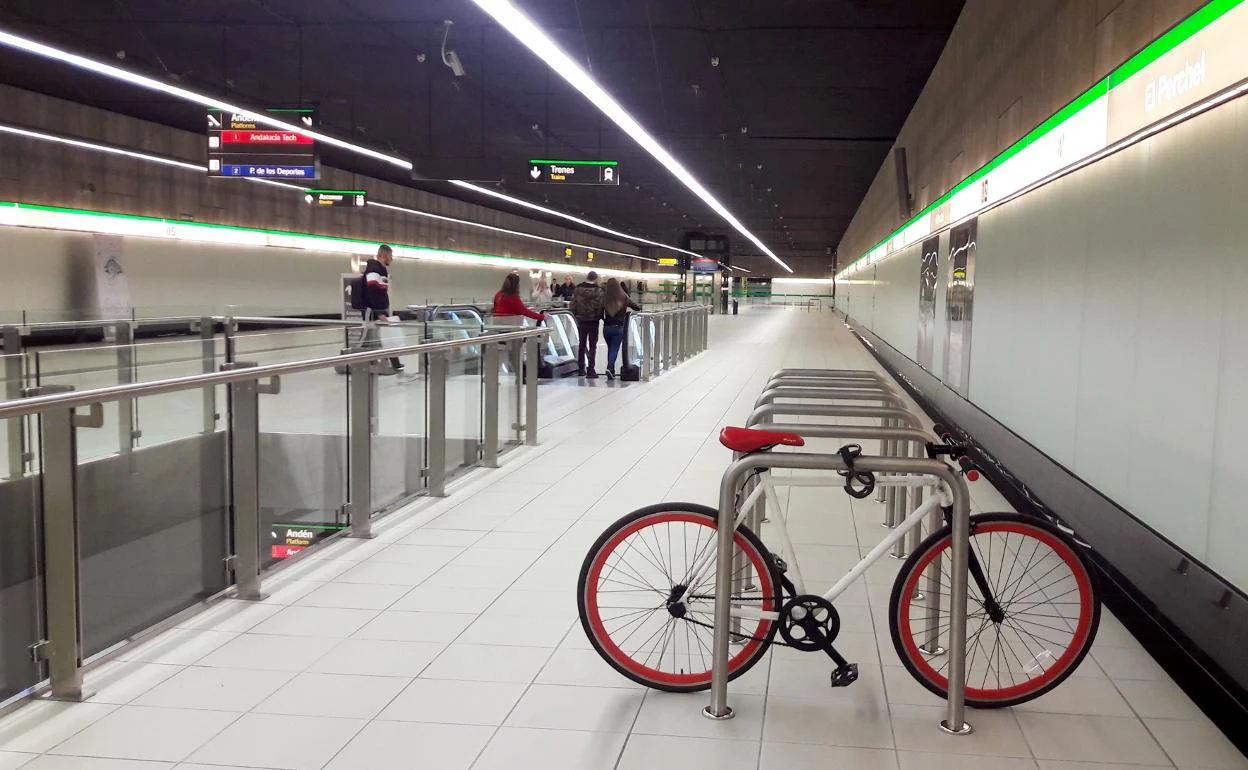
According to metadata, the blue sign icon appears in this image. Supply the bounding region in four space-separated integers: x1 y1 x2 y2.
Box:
220 165 316 179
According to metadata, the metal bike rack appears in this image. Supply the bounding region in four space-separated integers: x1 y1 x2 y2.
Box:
747 399 926 558
705 450 973 736
754 386 908 410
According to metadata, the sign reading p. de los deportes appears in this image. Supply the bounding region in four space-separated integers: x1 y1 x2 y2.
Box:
528 159 620 186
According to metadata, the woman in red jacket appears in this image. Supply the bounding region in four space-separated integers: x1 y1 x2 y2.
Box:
493 273 546 324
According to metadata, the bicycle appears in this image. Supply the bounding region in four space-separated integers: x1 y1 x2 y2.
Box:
577 425 1101 708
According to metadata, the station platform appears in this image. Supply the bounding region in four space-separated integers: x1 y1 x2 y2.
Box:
0 308 1235 770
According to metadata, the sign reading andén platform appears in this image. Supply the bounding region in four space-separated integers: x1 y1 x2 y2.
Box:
528 159 620 185
208 108 318 179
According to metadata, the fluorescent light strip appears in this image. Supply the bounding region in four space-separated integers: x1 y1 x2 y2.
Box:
0 200 678 282
773 277 834 285
0 27 412 171
471 0 792 274
0 122 663 270
368 201 655 262
450 179 699 258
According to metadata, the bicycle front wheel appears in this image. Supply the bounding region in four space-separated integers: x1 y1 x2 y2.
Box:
578 503 780 692
889 512 1100 708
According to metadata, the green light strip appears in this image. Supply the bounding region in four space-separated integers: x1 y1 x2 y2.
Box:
845 0 1244 272
273 523 347 530
307 189 367 195
265 108 316 114
528 159 619 166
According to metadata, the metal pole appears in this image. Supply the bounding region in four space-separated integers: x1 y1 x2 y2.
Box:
199 317 217 434
942 481 973 735
347 362 374 539
40 398 88 700
482 341 500 468
524 334 539 445
227 368 264 601
508 339 522 442
649 316 661 378
3 325 28 478
427 351 448 497
115 321 137 453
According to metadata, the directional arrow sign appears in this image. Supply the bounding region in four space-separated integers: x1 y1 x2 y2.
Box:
527 159 619 186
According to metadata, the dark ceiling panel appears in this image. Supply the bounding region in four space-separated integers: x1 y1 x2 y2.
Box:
0 0 964 268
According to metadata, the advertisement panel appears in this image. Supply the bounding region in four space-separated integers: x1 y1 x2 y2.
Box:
941 219 977 396
916 235 941 370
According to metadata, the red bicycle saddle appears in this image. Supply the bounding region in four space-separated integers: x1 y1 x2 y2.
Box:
718 426 805 453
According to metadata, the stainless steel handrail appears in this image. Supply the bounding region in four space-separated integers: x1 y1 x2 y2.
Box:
0 327 547 419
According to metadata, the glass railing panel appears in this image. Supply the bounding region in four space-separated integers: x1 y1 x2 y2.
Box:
34 348 123 463
441 340 483 482
370 324 428 512
132 338 226 448
77 389 230 658
254 338 350 567
230 327 351 365
0 422 45 700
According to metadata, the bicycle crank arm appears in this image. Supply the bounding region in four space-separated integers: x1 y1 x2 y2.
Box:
730 605 780 622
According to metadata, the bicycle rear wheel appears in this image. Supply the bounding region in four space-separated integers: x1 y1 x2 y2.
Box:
889 512 1100 708
578 502 780 692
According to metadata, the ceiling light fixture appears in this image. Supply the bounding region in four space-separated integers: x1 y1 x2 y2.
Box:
451 180 699 259
0 27 413 171
469 0 792 273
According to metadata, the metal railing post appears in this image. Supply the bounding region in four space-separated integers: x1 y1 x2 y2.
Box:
524 334 539 445
38 391 89 700
943 482 973 735
482 341 500 468
347 361 375 538
649 316 661 378
508 339 523 443
427 351 448 497
226 364 265 601
223 316 239 365
198 317 217 433
3 325 28 478
115 321 139 453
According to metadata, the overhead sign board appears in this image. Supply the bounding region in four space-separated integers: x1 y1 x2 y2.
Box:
691 256 720 273
208 108 318 180
528 159 619 186
305 189 367 207
658 257 679 266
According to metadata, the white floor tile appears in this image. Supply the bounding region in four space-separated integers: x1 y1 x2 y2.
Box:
48 705 237 763
420 643 552 683
1143 718 1248 769
249 606 378 638
471 727 628 770
1013 675 1134 717
133 666 293 711
619 734 759 770
1091 647 1169 682
0 702 119 754
351 610 475 643
387 585 503 614
19 758 175 770
195 633 341 672
505 684 644 732
761 743 900 770
175 601 283 634
634 692 765 742
458 612 574 647
537 648 645 689
764 694 893 748
898 751 1039 770
309 638 445 677
1015 713 1169 764
114 629 238 666
1114 678 1204 720
378 678 527 725
365 544 465 566
889 705 1031 757
296 582 410 611
1033 762 1170 770
396 528 484 547
186 713 364 770
323 721 492 770
84 662 184 706
332 560 440 587
254 672 409 719
0 752 32 770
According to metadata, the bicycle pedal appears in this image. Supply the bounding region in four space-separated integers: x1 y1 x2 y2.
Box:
829 663 859 688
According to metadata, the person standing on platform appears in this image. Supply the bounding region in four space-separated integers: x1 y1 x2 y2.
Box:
494 273 546 325
601 277 641 380
571 271 604 378
362 244 404 373
557 275 576 303
532 273 553 305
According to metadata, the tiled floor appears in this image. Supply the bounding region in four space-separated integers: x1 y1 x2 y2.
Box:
0 308 1241 770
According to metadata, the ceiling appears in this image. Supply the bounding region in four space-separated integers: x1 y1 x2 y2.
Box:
0 0 963 273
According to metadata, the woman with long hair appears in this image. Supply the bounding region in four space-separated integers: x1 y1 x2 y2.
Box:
493 273 545 324
601 277 641 379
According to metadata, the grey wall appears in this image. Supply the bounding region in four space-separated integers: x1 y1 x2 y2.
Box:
0 83 649 316
838 0 1205 264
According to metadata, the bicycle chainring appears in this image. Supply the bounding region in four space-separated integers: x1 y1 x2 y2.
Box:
778 594 840 652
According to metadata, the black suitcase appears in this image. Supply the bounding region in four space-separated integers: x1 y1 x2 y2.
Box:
619 314 641 381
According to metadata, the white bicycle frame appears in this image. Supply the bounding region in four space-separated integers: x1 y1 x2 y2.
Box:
685 469 950 628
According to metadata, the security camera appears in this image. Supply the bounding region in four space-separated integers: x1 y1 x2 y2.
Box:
710 56 720 67
444 50 466 77
416 52 427 63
